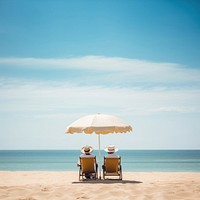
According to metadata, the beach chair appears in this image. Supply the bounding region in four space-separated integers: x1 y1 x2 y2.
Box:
102 156 122 180
78 156 98 181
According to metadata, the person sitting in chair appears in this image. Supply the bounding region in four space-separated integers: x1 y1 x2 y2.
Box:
102 145 122 180
77 145 96 179
104 144 119 158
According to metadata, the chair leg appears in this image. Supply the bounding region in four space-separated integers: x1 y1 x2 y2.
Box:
102 165 105 179
96 171 98 179
96 165 98 179
119 173 122 180
79 169 81 181
103 170 105 179
79 168 83 181
119 166 122 180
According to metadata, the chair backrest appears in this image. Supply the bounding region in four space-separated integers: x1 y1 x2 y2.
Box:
80 157 96 173
104 157 120 173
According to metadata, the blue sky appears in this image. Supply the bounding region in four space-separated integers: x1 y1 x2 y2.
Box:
0 0 200 150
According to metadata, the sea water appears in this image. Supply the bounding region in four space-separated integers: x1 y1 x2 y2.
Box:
0 150 199 172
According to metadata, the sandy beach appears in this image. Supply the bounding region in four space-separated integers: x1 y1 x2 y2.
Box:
0 171 199 200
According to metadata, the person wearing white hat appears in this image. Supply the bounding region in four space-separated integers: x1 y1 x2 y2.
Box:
77 145 96 179
104 145 119 158
77 145 94 165
102 145 122 179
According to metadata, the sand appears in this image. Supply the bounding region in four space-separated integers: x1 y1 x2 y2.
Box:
0 171 200 200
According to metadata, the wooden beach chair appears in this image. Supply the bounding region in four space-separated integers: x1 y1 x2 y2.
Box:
78 156 98 181
102 156 122 180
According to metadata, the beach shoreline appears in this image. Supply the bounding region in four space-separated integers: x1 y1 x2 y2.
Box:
0 171 199 200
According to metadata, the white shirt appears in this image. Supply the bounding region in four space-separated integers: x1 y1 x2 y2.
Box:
105 153 119 158
80 153 95 158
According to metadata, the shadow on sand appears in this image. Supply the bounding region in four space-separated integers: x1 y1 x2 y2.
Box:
72 179 142 184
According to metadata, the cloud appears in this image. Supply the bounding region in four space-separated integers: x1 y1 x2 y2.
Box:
147 106 197 113
0 56 200 119
0 56 189 72
1 76 200 150
0 56 200 86
0 79 199 118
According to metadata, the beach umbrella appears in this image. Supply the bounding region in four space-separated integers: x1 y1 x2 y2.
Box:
65 113 132 178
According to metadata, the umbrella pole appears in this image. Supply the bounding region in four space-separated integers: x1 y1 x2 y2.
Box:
98 134 101 179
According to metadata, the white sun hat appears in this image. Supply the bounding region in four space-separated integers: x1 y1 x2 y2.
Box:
104 145 118 153
81 145 94 154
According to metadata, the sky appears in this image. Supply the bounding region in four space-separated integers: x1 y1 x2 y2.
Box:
0 0 200 150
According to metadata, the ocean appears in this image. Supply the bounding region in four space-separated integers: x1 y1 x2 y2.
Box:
0 150 199 172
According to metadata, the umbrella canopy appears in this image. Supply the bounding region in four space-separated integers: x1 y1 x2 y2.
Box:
65 113 132 134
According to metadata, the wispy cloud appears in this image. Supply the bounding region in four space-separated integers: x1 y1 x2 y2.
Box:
0 56 200 87
0 79 199 118
0 56 190 72
0 56 200 119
